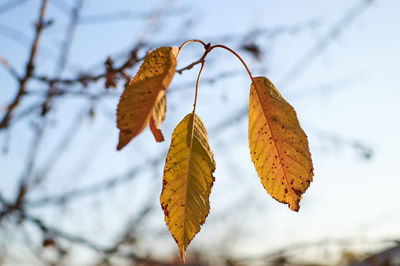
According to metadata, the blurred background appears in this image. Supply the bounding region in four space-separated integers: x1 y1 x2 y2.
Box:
1 0 400 265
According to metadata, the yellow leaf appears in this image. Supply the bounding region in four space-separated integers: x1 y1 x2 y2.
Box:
249 77 313 211
160 113 215 261
149 92 166 142
116 46 178 150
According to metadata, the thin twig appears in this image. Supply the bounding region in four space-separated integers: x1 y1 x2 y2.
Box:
54 0 85 75
33 49 139 86
0 54 20 79
0 0 50 130
41 0 85 116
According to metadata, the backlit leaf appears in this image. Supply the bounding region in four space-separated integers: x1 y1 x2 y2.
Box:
160 113 215 261
149 92 166 142
116 46 178 150
249 76 313 211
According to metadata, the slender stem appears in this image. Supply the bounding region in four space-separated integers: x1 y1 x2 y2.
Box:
177 39 207 57
192 61 205 115
181 61 206 262
187 61 205 174
209 44 255 84
178 41 255 89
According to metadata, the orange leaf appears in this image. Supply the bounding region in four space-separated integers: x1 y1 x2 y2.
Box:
149 92 166 142
116 46 177 150
249 77 313 211
149 117 164 142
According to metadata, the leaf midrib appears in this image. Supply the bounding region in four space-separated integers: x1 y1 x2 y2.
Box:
182 113 196 246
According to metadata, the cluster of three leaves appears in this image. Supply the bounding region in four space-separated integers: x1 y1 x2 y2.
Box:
116 46 313 261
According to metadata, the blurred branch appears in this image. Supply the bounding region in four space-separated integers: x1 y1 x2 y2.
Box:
50 0 73 16
78 7 187 24
0 0 29 15
0 54 20 79
309 123 373 159
41 0 85 116
279 0 376 88
3 102 42 128
289 72 364 99
146 18 321 49
33 106 89 185
27 155 163 207
136 0 177 46
353 243 400 266
0 0 383 264
19 120 46 186
92 184 159 265
33 48 139 87
204 0 376 158
16 211 206 266
0 0 50 130
234 237 399 265
27 18 319 93
54 0 85 75
0 23 30 47
27 69 243 99
22 213 172 265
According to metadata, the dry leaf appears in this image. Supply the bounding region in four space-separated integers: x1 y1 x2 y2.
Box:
149 92 166 142
249 76 313 211
116 46 177 150
160 113 215 261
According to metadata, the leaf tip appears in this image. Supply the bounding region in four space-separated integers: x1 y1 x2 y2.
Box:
289 203 300 212
149 116 165 142
116 142 125 151
180 248 186 263
116 130 132 151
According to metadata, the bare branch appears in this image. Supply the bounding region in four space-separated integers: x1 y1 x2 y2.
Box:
0 0 50 130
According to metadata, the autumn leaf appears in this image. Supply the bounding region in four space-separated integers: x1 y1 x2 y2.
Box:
160 113 215 261
116 46 178 150
249 76 313 211
149 92 166 142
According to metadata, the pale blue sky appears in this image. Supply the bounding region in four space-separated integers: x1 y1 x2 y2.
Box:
1 0 400 264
